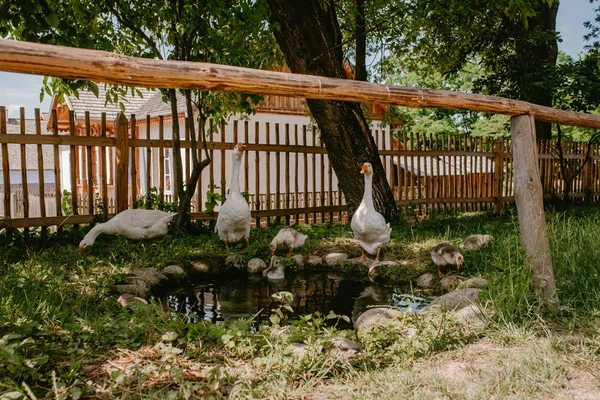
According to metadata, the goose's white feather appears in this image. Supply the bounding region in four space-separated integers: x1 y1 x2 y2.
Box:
270 228 308 252
215 143 251 244
79 209 176 251
351 163 392 255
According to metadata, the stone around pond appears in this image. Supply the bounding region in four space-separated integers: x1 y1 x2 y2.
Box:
440 275 466 292
190 257 220 275
292 254 305 268
420 288 482 313
454 304 487 330
354 307 403 334
307 255 323 268
117 293 149 308
130 268 168 286
325 253 349 266
112 281 151 299
225 253 246 271
247 258 267 274
457 277 489 290
331 335 359 352
416 273 436 289
162 265 185 280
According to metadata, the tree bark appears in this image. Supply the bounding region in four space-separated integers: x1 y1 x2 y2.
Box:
355 0 367 82
267 0 397 220
511 114 558 308
518 1 559 140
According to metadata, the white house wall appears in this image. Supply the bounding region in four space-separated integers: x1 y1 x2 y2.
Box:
139 113 392 210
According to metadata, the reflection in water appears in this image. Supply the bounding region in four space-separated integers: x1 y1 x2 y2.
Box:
160 271 431 329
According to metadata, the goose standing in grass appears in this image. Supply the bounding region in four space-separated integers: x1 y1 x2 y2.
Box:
431 243 464 278
459 234 494 251
216 143 251 253
351 162 392 266
78 209 176 254
263 256 285 280
270 227 308 257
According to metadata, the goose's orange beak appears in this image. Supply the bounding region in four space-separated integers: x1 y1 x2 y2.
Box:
79 246 85 255
360 164 368 174
237 142 246 152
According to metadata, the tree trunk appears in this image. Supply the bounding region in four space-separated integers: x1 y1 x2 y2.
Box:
517 1 559 140
267 0 397 220
354 0 367 82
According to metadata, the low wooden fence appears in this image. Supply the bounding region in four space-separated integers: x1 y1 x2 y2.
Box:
1 105 599 229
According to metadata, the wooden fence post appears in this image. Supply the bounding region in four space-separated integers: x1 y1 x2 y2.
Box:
115 112 129 213
493 138 504 213
0 106 10 218
584 142 594 204
511 114 558 308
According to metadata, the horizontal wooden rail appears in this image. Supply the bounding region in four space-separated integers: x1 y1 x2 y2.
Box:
1 39 600 129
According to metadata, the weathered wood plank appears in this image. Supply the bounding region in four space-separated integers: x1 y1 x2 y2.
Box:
2 40 600 129
511 114 558 307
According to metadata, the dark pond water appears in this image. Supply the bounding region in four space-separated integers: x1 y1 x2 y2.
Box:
159 271 433 329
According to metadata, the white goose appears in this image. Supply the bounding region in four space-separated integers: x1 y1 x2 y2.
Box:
351 162 392 265
78 209 176 254
215 142 251 252
270 227 308 257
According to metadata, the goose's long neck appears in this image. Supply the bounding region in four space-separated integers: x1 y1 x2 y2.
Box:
362 173 374 208
85 223 107 244
231 155 242 195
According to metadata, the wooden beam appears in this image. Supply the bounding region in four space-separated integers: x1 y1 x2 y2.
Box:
1 39 600 129
511 114 558 308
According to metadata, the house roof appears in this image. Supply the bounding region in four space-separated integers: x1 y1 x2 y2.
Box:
65 85 154 121
1 118 54 169
134 91 188 119
396 155 495 176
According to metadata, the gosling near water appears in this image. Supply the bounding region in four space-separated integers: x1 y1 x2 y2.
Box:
270 227 308 257
459 234 494 251
263 256 285 280
431 243 464 278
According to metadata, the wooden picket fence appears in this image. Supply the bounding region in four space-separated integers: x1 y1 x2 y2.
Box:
1 105 599 229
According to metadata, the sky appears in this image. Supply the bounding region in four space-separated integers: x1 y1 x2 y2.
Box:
0 1 598 119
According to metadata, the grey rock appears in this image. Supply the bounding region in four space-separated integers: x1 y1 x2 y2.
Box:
455 304 487 329
355 307 403 333
440 275 466 292
117 293 149 308
307 255 323 267
416 273 436 289
292 254 305 268
190 258 220 275
131 268 168 286
331 335 359 351
290 343 308 358
325 253 348 266
458 277 489 289
247 258 267 274
421 288 482 312
112 280 151 298
225 253 246 271
162 264 185 279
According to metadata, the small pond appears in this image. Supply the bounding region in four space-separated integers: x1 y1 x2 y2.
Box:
159 271 433 329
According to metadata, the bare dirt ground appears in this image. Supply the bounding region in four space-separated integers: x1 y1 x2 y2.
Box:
286 336 600 400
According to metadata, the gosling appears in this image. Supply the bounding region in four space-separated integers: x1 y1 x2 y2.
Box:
270 228 308 257
431 243 464 278
459 234 494 251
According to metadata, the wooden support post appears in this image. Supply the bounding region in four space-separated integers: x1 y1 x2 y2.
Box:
0 106 10 218
511 114 558 308
584 142 594 204
115 112 129 213
493 138 504 213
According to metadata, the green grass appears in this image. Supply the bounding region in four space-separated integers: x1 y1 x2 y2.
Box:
1 206 600 398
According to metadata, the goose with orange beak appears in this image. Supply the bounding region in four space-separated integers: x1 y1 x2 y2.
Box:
350 162 392 269
215 142 251 253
